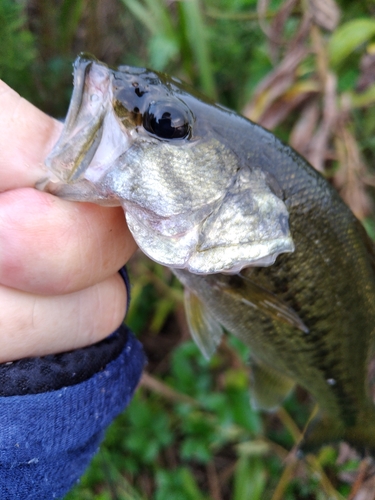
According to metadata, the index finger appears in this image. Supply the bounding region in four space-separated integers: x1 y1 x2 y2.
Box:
0 80 62 191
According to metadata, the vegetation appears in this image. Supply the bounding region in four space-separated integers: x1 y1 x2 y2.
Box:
3 0 375 497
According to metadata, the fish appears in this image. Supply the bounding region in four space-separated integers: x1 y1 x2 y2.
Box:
41 53 375 453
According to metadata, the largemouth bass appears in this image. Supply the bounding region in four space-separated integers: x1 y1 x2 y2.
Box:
41 53 375 452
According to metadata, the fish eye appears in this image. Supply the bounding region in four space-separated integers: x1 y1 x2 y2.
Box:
143 101 192 140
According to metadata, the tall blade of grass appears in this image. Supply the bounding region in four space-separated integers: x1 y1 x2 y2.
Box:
150 297 178 333
121 0 158 34
59 0 85 54
143 0 175 38
0 0 36 75
121 0 179 69
233 455 267 500
179 0 216 98
155 467 209 500
98 450 148 500
121 0 175 39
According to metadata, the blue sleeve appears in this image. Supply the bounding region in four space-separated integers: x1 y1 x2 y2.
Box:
0 271 145 500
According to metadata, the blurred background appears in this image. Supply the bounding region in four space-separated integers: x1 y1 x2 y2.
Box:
3 0 375 498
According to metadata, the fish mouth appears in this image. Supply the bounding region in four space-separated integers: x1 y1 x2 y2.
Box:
45 54 113 182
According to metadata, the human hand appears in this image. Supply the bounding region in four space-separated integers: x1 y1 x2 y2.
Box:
0 80 138 362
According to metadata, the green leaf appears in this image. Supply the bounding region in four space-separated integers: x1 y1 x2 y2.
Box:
329 19 375 67
362 216 375 241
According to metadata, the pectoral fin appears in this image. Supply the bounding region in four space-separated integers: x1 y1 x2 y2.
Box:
214 274 308 333
249 357 295 411
184 288 224 359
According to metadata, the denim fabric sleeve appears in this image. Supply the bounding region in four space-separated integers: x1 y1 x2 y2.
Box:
0 269 145 500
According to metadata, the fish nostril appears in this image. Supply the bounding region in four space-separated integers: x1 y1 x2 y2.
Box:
135 87 146 97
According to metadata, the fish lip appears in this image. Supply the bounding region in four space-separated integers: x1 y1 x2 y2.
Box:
45 54 112 182
65 54 95 136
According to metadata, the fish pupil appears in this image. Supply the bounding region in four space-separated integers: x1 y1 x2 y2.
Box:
143 101 191 140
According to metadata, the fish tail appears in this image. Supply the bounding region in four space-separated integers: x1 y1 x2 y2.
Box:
302 410 375 456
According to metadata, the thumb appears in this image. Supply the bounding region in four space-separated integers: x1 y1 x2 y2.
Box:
0 80 62 191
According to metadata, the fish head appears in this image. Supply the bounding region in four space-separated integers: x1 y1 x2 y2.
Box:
44 53 295 273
